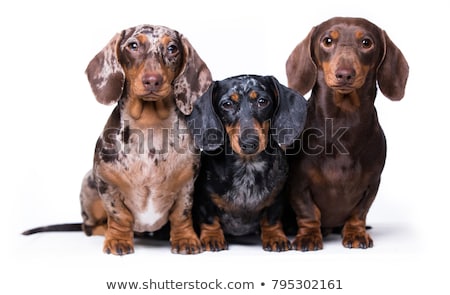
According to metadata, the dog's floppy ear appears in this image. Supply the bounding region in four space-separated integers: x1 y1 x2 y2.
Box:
173 36 213 115
286 27 317 95
186 82 224 151
85 32 125 105
377 31 409 100
269 76 307 146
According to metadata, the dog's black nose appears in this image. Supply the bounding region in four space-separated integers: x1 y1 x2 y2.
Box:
238 136 259 154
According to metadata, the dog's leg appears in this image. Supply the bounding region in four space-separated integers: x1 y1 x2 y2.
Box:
80 171 107 236
101 184 134 255
199 217 228 251
290 189 323 251
101 192 135 255
195 191 228 251
260 199 291 251
81 170 136 256
341 217 373 249
260 218 291 252
341 182 379 249
168 186 202 254
90 166 136 255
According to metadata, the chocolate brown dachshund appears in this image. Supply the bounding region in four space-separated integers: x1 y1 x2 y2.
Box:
285 17 409 250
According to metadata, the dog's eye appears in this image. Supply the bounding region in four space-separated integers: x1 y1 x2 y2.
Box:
221 100 234 110
127 42 139 51
361 38 373 49
167 44 179 55
322 37 333 47
257 98 269 108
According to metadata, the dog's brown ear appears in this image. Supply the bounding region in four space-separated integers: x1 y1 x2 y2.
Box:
377 31 409 100
173 36 213 115
85 32 125 105
286 27 317 95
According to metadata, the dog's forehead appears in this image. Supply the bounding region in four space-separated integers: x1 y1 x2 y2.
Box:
227 76 268 94
317 18 381 38
137 25 178 38
121 25 180 47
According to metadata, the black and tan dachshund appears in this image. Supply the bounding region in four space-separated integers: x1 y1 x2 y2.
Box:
285 17 409 250
187 75 307 251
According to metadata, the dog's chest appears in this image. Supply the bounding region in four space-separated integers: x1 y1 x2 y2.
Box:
318 154 362 186
226 161 270 208
212 153 286 236
99 114 198 232
220 152 287 210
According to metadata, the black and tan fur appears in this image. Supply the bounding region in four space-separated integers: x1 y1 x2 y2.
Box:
187 75 307 251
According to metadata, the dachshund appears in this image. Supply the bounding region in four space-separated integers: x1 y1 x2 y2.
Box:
22 24 212 255
285 17 409 250
187 75 307 251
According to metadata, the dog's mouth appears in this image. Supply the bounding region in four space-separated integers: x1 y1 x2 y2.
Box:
324 66 366 94
225 121 271 157
139 86 173 101
229 132 268 157
327 72 367 94
140 92 164 101
325 74 358 92
331 85 356 94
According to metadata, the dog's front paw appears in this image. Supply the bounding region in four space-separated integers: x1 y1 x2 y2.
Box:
342 231 373 249
201 233 228 251
262 235 291 252
292 232 323 251
199 220 228 251
170 236 203 254
103 238 134 255
342 221 373 249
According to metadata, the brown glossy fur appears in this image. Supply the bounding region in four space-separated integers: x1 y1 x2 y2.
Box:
286 17 408 250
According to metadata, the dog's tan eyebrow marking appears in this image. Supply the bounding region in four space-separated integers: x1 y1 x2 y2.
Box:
136 34 148 44
330 30 339 39
161 35 171 46
249 90 258 100
355 30 364 39
230 92 240 102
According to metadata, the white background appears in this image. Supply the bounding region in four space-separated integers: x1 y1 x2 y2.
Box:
1 0 448 294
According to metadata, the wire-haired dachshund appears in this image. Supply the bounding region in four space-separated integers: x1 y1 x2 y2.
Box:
22 24 212 255
285 17 409 250
187 75 307 251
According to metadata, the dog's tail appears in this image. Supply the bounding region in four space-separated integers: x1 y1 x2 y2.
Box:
22 223 83 235
21 222 171 240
